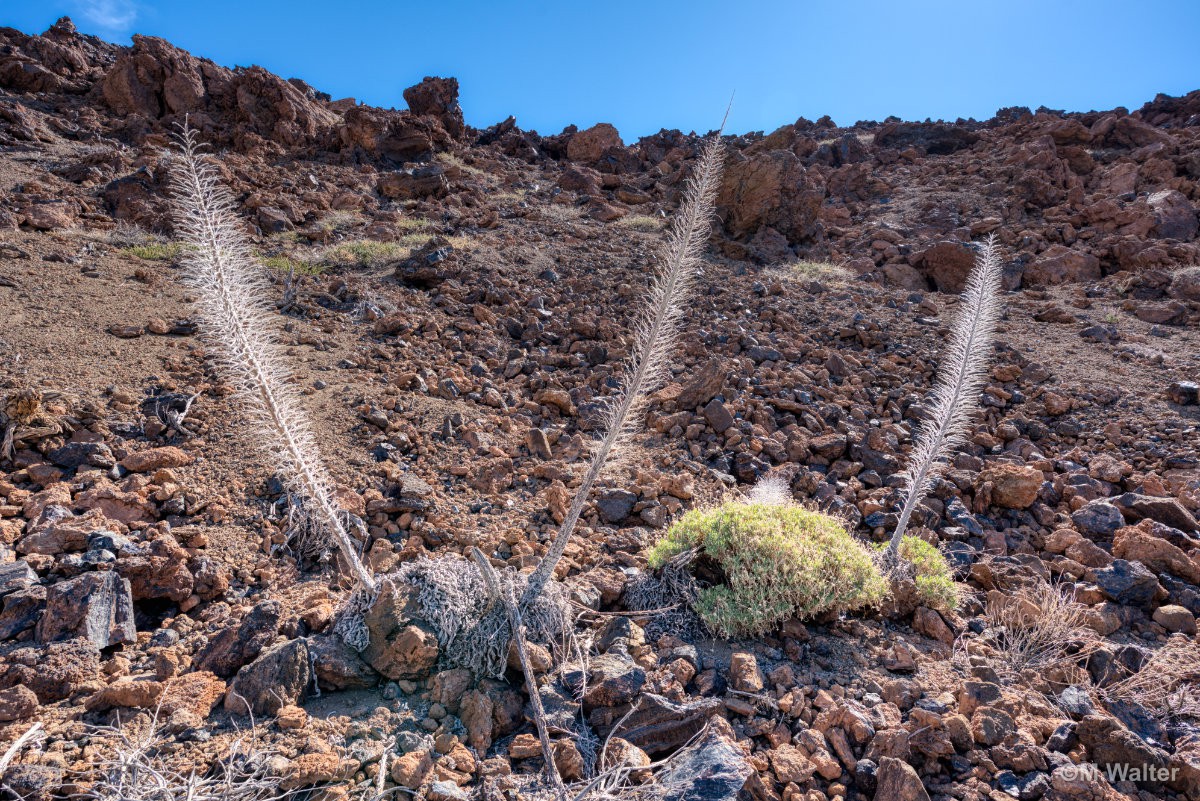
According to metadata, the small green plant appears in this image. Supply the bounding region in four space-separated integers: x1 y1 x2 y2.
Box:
783 259 852 281
877 535 959 612
260 254 323 276
619 214 666 232
323 239 409 267
122 242 183 261
647 501 888 637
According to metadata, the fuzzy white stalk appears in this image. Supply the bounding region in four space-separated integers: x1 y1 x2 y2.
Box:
887 234 1004 557
168 126 374 593
521 135 726 608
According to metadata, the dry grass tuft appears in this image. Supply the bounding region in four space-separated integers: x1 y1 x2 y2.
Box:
618 214 667 232
980 577 1099 679
1104 635 1200 723
83 716 307 801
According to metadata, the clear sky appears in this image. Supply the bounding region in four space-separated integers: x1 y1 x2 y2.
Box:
7 1 1199 140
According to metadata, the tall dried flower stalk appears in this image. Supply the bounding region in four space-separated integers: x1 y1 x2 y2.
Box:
521 134 726 607
168 125 374 593
887 234 1004 557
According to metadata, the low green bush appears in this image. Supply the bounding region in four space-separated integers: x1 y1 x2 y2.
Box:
647 501 888 638
878 536 960 612
122 242 183 261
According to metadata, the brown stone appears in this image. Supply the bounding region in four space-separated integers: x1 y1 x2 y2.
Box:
875 756 930 801
120 446 192 472
976 464 1042 509
281 753 341 791
1023 245 1101 287
0 685 38 721
567 123 622 163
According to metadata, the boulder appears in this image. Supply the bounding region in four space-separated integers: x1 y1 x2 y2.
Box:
0 685 38 722
1091 559 1164 608
377 164 448 199
194 600 282 677
116 536 195 602
1151 604 1196 634
340 105 449 162
1023 245 1101 286
35 571 135 650
1148 189 1198 240
309 633 380 691
85 678 165 712
563 650 645 708
567 123 622 163
1071 500 1126 537
4 639 101 702
361 578 439 680
654 725 751 801
914 240 975 293
402 76 465 138
874 756 931 801
120 446 192 473
394 236 458 289
1112 522 1200 583
1077 714 1170 788
977 464 1042 509
717 149 824 244
225 638 311 716
589 693 723 755
1111 493 1198 533
0 586 46 640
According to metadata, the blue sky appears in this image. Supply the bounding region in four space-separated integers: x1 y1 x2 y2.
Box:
7 1 1199 140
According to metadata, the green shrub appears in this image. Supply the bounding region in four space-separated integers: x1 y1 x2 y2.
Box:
324 239 409 268
122 242 183 261
647 501 888 637
260 254 324 276
877 536 960 612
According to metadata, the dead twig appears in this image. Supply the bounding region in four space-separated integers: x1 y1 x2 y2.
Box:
0 723 43 774
471 548 564 798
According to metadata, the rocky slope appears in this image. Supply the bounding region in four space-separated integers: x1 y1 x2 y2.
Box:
0 16 1199 801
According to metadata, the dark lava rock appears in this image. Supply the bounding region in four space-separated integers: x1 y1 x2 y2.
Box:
36 571 135 650
394 236 457 288
653 725 751 801
563 650 646 708
590 693 723 755
1092 559 1163 608
596 489 638 523
194 599 282 677
1111 492 1199 533
224 637 311 716
1071 500 1126 537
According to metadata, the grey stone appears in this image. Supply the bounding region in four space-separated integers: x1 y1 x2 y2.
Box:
225 638 311 716
1071 500 1125 537
1092 559 1162 608
654 725 751 801
36 571 135 650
